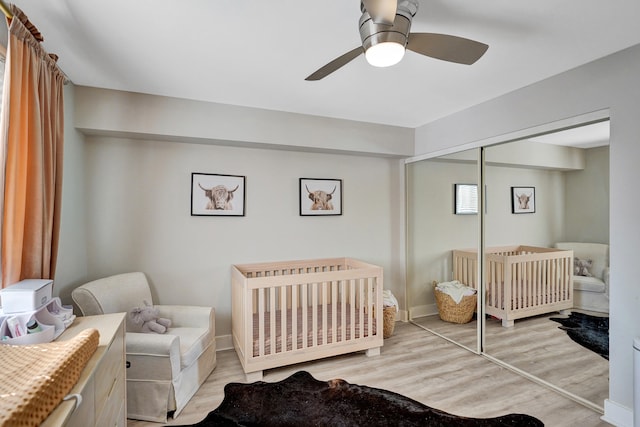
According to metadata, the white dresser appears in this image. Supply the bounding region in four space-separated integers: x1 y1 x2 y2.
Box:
41 312 126 427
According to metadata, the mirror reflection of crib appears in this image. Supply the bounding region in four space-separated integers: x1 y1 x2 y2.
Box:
453 246 574 327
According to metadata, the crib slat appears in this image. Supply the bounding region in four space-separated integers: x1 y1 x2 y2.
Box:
302 285 308 349
258 289 265 356
331 280 337 344
367 277 373 337
526 261 532 308
270 287 276 354
505 262 512 313
349 279 356 341
533 259 538 305
551 258 557 302
527 260 532 307
322 281 328 345
543 259 549 304
358 278 364 340
340 280 346 343
281 284 287 353
292 284 298 351
312 282 318 347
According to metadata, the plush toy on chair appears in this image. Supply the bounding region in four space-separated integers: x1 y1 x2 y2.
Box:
129 301 172 333
574 257 594 277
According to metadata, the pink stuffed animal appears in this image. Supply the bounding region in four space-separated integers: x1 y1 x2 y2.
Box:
129 300 172 334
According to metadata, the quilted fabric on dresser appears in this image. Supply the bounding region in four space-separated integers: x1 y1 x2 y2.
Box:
0 328 99 427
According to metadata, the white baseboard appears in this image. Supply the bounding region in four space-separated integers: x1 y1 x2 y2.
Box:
397 308 409 322
216 334 233 351
408 304 438 320
602 399 633 427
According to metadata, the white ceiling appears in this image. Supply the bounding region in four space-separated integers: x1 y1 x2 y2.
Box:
8 0 640 128
527 121 610 149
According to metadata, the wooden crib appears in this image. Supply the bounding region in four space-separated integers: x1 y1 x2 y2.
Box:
453 246 573 327
231 257 384 381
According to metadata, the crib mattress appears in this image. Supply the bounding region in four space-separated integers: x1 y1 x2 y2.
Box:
0 328 100 427
252 304 377 356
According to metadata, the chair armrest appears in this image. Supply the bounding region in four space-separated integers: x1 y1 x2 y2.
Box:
125 332 182 378
156 305 215 329
603 267 610 298
125 331 180 356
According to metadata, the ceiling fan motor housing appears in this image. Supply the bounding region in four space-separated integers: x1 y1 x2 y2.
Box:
359 0 418 50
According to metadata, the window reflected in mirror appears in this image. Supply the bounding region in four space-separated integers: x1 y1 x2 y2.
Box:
454 184 478 215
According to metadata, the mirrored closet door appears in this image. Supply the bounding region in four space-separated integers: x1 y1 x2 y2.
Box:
406 148 480 352
482 121 610 409
405 120 609 410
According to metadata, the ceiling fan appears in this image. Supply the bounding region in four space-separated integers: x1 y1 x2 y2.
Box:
305 0 489 81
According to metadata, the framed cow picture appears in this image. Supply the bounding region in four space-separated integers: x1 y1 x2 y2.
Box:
191 173 246 216
511 186 535 214
299 178 342 216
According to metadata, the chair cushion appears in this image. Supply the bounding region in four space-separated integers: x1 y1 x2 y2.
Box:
168 327 213 369
555 242 608 279
573 276 606 293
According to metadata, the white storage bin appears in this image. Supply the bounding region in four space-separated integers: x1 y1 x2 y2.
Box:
0 297 74 345
0 313 55 345
41 298 75 338
0 279 53 313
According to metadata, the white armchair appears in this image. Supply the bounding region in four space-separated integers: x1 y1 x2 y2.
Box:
71 272 216 422
555 242 609 313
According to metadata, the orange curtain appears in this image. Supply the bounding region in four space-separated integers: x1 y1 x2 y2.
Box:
0 5 65 288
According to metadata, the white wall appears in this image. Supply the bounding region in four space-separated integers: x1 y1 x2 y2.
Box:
52 85 412 339
484 165 566 248
80 136 404 336
54 84 89 301
415 43 640 425
564 146 609 244
406 154 478 315
74 87 415 158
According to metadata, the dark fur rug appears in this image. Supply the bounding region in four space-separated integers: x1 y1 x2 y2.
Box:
177 371 543 426
550 311 609 360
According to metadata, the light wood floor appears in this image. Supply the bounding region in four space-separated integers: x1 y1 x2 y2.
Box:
412 310 609 408
128 321 610 426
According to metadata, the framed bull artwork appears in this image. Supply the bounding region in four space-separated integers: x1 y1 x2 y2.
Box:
300 178 342 216
511 186 535 214
191 173 246 216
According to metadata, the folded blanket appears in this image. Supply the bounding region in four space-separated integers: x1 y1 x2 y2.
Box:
0 328 100 427
436 280 476 304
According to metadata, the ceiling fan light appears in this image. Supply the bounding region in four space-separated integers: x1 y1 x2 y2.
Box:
365 42 405 67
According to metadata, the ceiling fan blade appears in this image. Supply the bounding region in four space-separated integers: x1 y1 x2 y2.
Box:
305 47 364 81
407 33 488 65
361 0 397 26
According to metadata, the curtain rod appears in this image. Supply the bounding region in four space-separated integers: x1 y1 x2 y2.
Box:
0 0 71 84
0 0 12 19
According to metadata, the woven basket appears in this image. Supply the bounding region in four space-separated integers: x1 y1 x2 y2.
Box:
383 306 396 338
434 285 477 324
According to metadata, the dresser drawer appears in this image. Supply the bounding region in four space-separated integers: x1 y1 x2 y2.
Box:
95 325 125 416
40 313 126 427
63 377 95 427
96 365 125 427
